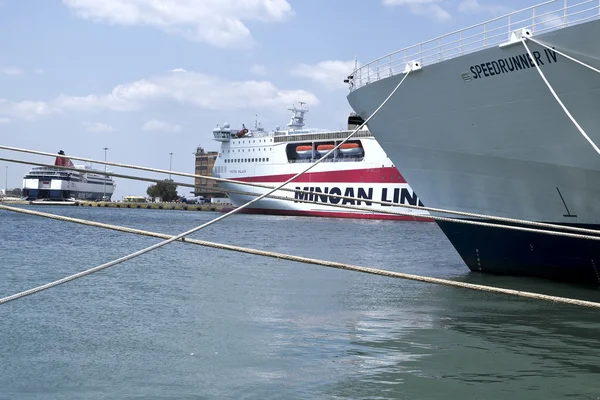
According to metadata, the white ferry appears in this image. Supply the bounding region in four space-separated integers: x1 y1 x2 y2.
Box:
211 103 430 221
23 150 116 201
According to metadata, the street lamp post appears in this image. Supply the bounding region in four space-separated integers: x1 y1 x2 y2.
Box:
103 147 108 200
169 152 173 180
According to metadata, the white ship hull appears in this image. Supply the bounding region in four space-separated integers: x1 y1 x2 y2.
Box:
23 177 115 201
220 176 428 221
346 1 600 283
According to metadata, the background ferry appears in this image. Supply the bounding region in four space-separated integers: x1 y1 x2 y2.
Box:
211 103 429 221
23 150 116 201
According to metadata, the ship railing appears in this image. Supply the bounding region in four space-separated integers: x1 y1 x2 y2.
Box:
274 129 373 143
26 167 72 175
348 0 600 91
288 157 365 164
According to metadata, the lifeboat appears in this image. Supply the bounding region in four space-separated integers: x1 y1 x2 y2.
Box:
316 144 335 155
296 145 312 157
339 142 363 156
235 128 248 138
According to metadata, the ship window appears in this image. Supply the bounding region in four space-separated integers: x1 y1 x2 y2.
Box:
286 143 314 162
267 158 269 161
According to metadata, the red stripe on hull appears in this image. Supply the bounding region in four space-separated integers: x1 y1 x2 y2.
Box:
230 166 407 183
221 207 432 222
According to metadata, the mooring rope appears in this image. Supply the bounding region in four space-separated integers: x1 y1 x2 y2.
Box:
3 155 600 238
0 67 415 304
1 204 599 309
522 37 600 154
527 36 600 75
5 155 600 240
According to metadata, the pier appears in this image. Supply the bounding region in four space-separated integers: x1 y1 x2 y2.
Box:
0 199 229 212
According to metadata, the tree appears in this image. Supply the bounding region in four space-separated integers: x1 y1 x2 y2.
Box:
147 179 178 202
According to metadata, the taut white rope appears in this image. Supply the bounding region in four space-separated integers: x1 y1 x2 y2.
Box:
0 68 415 304
527 37 600 75
2 204 600 309
3 155 600 238
522 38 600 155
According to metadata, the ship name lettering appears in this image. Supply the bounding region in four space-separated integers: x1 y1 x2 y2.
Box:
293 186 422 207
468 48 558 80
294 186 374 205
381 188 424 207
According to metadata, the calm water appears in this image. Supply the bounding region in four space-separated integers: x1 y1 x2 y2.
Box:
1 206 599 399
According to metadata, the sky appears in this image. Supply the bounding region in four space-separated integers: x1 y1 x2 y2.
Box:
0 0 542 199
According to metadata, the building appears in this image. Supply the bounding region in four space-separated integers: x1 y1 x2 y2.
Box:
1 188 22 198
193 146 225 198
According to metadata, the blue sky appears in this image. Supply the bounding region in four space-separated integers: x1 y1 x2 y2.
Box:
0 0 537 199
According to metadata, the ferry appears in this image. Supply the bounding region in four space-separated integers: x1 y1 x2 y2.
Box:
23 150 116 201
211 103 430 221
346 0 600 283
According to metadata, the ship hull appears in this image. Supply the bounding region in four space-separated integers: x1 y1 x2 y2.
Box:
220 168 430 221
23 177 115 201
228 206 429 221
437 220 600 284
347 20 600 283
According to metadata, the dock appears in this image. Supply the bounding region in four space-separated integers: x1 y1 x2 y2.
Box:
77 201 229 212
0 199 230 212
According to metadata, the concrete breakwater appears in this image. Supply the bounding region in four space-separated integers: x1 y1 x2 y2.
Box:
0 199 230 212
79 201 229 212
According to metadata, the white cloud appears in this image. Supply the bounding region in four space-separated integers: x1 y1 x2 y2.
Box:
0 99 52 120
290 60 357 91
0 69 318 120
536 13 564 29
62 0 294 48
250 64 267 76
82 121 116 132
142 119 181 133
383 0 451 22
0 117 10 124
457 0 511 16
1 67 23 75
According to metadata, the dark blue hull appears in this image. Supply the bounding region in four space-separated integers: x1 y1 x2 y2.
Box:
436 220 600 286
